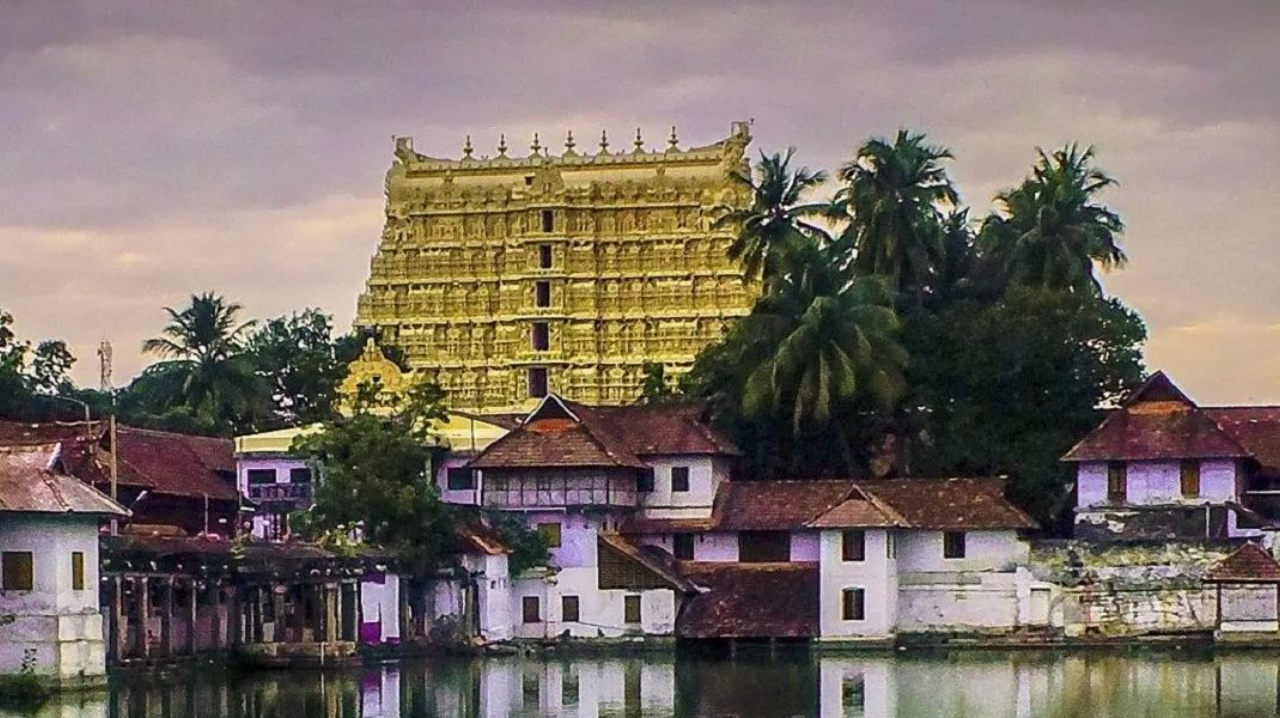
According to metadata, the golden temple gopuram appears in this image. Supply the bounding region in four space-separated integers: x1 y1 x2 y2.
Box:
353 122 760 413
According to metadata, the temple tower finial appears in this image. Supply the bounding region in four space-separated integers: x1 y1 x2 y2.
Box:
598 130 610 155
497 134 508 158
633 127 644 153
463 135 473 158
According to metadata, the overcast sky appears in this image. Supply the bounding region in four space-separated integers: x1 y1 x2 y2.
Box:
2 0 1278 403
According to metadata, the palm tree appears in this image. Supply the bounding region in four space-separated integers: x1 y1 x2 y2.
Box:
978 143 1126 292
713 149 830 285
142 292 263 432
739 257 907 472
833 130 958 300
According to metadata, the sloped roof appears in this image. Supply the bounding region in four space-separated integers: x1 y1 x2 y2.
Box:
455 522 510 556
1204 406 1280 474
0 420 239 502
713 480 858 531
853 477 1038 530
678 562 820 638
466 395 738 471
807 489 903 529
0 443 128 516
598 532 700 593
1062 372 1250 462
1205 542 1280 583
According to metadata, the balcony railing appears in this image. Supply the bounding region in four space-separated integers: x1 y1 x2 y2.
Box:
482 474 637 509
246 482 315 505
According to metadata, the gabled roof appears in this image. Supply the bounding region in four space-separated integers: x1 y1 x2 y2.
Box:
807 488 904 529
713 480 858 531
1062 372 1250 462
0 443 128 517
598 532 700 593
678 562 820 638
1203 406 1280 475
467 394 737 471
1205 542 1280 583
851 477 1038 530
0 420 239 502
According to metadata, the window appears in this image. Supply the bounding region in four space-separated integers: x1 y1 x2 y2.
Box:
842 530 866 562
842 588 865 621
1181 460 1201 497
842 678 866 709
637 468 655 492
538 243 553 269
1107 462 1127 503
446 466 475 490
534 281 551 307
538 522 562 548
247 469 276 485
943 531 967 559
624 595 642 624
562 672 579 705
541 209 554 233
528 367 549 398
738 531 790 563
524 175 535 186
673 534 695 560
671 466 690 493
288 467 312 484
886 533 896 559
1 552 33 592
71 551 85 591
562 595 580 622
531 322 550 351
522 596 541 623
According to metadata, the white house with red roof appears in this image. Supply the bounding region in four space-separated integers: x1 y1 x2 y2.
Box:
0 442 128 686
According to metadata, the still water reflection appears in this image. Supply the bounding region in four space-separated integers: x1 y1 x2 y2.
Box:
8 650 1280 718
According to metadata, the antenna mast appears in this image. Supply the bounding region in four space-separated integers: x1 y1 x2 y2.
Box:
98 339 119 535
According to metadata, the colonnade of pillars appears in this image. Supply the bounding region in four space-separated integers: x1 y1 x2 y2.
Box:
106 574 361 665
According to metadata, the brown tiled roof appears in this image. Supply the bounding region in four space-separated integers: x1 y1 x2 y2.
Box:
807 490 903 529
1204 406 1280 474
456 522 510 556
678 562 819 638
1062 373 1249 462
854 477 1038 530
0 443 128 516
1205 542 1280 583
0 421 239 502
598 532 700 593
618 515 717 534
467 395 738 471
713 480 857 531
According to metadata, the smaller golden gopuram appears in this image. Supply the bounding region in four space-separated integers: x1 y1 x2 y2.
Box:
352 122 760 413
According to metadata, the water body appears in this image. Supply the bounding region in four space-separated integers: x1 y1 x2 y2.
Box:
8 650 1280 717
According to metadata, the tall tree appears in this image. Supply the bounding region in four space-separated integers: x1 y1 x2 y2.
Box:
979 143 1126 293
247 309 349 425
27 340 75 395
140 292 265 434
712 149 830 285
834 130 958 300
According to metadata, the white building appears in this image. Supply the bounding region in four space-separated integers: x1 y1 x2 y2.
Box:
0 443 128 687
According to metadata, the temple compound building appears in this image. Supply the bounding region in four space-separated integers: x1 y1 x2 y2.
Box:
353 122 760 413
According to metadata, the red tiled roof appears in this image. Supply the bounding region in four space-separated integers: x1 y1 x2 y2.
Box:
678 562 820 638
0 421 239 502
467 395 738 471
456 522 509 556
1204 406 1280 474
807 491 903 529
619 515 717 534
713 480 857 531
854 477 1038 530
1062 373 1249 462
1205 542 1280 583
0 443 127 516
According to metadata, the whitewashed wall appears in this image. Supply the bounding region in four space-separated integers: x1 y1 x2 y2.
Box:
638 456 725 518
1076 459 1240 508
896 530 1026 573
818 529 897 640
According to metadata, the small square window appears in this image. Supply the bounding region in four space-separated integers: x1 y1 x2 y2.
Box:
1180 460 1201 498
1107 462 1127 503
562 595 580 622
522 596 541 623
673 534 695 560
446 467 475 490
528 367 549 398
531 322 550 351
71 551 85 591
538 522 562 548
289 467 312 484
247 469 276 485
671 466 690 493
624 595 642 624
1 551 34 592
538 243 553 269
943 531 966 559
842 530 866 562
842 588 865 621
534 281 551 307
638 469 655 492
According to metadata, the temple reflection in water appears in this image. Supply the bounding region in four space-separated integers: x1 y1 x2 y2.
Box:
16 651 1280 718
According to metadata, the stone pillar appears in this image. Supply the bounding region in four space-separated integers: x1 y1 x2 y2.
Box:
207 583 223 650
134 576 151 660
399 578 414 641
109 576 125 664
227 585 241 647
334 583 345 642
271 585 287 643
160 577 175 657
185 579 199 655
323 583 338 642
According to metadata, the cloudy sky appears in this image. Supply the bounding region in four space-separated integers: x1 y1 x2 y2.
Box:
2 0 1278 402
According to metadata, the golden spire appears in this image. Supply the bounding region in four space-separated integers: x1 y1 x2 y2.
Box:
633 127 644 153
497 133 508 158
598 129 610 155
463 135 473 159
530 132 542 157
668 126 679 151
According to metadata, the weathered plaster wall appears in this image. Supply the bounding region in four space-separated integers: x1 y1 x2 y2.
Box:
896 531 1026 574
360 574 401 644
638 456 720 518
1218 585 1280 633
1076 460 1239 509
818 529 897 639
895 572 1024 631
510 569 675 639
0 514 106 683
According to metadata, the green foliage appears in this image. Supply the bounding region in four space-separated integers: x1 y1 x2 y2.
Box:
485 511 550 576
247 308 350 425
292 381 455 574
638 362 681 405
